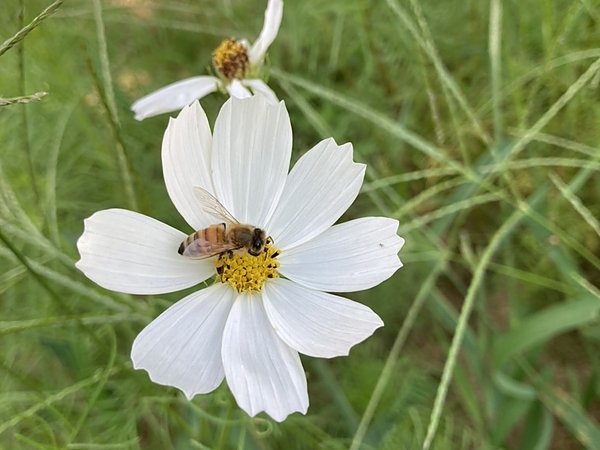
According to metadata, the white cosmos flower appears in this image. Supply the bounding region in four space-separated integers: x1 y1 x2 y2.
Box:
131 0 283 121
76 96 404 422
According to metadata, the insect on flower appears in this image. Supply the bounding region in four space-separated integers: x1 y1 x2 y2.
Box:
177 187 269 258
131 0 283 120
76 96 405 421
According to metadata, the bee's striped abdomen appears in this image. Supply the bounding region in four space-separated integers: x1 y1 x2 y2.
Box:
178 223 227 256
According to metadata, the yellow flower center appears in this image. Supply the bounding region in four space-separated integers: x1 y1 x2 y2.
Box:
212 38 250 80
214 243 280 294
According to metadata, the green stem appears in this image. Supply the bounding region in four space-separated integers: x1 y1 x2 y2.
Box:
421 208 524 450
17 1 40 203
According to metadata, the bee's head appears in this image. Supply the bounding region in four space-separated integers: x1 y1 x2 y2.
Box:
248 228 267 256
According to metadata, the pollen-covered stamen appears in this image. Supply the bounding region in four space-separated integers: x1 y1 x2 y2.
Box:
212 38 250 80
215 243 280 294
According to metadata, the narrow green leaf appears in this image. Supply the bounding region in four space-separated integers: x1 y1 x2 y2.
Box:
422 206 527 450
491 396 532 445
518 402 553 450
493 297 600 368
494 372 536 401
527 366 600 449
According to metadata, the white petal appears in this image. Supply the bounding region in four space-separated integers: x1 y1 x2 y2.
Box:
211 96 292 227
131 76 220 120
267 138 366 250
162 101 216 230
75 209 214 295
249 0 283 66
279 217 404 292
244 79 278 103
131 284 234 398
263 278 383 358
225 79 252 98
222 293 308 422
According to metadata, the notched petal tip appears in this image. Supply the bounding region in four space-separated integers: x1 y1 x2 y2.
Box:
262 280 384 359
74 254 85 267
131 363 200 401
323 140 364 172
73 260 85 275
243 401 308 423
182 390 196 401
278 216 404 292
388 218 400 230
269 406 308 423
172 99 202 122
337 142 366 171
222 294 308 423
396 235 406 251
267 136 367 249
334 315 384 358
130 286 233 398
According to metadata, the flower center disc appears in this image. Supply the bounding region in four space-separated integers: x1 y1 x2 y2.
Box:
212 38 249 80
214 243 280 294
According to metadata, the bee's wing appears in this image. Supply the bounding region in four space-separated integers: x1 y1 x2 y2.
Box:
182 237 241 259
193 187 239 225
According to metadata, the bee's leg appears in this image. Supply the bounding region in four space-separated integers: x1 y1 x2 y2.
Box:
217 250 234 261
215 250 232 280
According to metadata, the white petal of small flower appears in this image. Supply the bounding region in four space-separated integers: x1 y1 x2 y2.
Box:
263 278 383 358
279 217 405 292
222 293 308 422
212 97 292 227
131 284 235 398
244 78 279 103
162 102 216 230
76 209 214 295
131 76 220 121
249 0 284 66
225 79 252 98
267 138 366 250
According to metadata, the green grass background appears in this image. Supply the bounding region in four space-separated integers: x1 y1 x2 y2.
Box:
1 0 599 448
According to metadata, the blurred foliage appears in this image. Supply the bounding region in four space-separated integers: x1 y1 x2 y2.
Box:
0 0 599 449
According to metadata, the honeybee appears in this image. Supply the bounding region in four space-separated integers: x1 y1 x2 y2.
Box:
178 187 268 259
